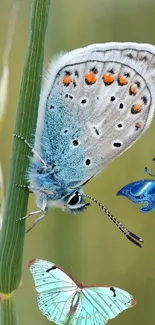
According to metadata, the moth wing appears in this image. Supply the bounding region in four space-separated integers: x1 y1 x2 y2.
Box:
68 285 135 325
29 259 77 324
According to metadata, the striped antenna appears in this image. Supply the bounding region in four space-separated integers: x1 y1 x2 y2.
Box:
85 194 143 248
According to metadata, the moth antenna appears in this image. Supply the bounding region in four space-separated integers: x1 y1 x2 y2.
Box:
85 194 143 248
144 166 155 177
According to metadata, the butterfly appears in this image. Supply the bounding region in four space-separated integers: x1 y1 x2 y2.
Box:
29 259 136 325
117 161 155 212
15 42 155 247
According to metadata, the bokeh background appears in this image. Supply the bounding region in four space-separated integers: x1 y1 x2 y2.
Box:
1 0 155 324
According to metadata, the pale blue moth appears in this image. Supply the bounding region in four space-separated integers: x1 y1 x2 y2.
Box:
29 259 136 325
15 42 155 247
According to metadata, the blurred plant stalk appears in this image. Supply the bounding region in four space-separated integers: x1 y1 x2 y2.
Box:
0 161 4 230
0 1 50 324
0 1 20 126
0 1 20 235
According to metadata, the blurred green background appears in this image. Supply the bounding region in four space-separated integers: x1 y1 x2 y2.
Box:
1 0 155 324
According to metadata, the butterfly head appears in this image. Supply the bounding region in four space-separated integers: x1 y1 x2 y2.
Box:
64 190 90 213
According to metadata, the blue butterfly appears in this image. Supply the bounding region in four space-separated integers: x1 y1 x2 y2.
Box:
29 259 136 325
117 177 155 212
16 42 155 247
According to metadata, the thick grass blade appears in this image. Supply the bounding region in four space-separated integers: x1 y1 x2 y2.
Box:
0 0 50 324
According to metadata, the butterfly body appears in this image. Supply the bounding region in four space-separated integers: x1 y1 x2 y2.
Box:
117 179 155 212
27 42 155 214
29 259 136 325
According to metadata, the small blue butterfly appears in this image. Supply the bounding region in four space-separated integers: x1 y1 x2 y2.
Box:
15 42 155 247
117 164 155 212
29 259 136 325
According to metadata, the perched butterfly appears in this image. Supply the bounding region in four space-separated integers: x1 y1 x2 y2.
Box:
15 42 155 247
117 161 155 212
29 259 136 325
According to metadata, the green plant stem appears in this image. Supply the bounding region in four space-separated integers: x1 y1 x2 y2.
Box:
0 298 18 325
0 0 50 322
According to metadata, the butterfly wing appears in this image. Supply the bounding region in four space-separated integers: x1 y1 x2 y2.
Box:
29 259 77 324
34 43 155 189
29 260 136 325
68 285 136 325
117 180 155 212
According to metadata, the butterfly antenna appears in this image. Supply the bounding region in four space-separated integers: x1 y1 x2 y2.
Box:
85 194 143 248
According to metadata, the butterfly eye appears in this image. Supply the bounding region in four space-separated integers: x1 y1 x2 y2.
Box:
68 191 81 206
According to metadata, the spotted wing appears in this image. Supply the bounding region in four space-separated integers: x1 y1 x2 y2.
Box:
68 285 136 325
35 43 155 187
29 259 77 324
117 179 155 212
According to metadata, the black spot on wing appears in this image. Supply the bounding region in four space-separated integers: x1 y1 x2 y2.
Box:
117 123 123 128
113 142 122 148
72 139 79 146
110 287 116 297
135 81 140 88
141 96 147 104
85 159 91 166
65 94 73 99
124 72 130 78
81 99 87 104
119 103 124 109
127 53 133 59
91 66 98 74
110 96 115 102
108 68 115 74
92 127 99 136
65 70 71 75
75 70 79 77
46 265 57 272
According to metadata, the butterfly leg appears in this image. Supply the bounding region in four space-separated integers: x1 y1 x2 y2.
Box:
15 183 45 194
16 197 47 232
15 183 30 190
14 134 47 167
17 209 46 233
16 209 43 222
26 213 46 233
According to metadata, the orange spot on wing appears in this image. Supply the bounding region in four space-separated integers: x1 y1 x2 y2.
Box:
63 75 72 86
103 74 115 85
131 104 142 114
129 85 137 95
118 75 128 86
85 72 97 85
